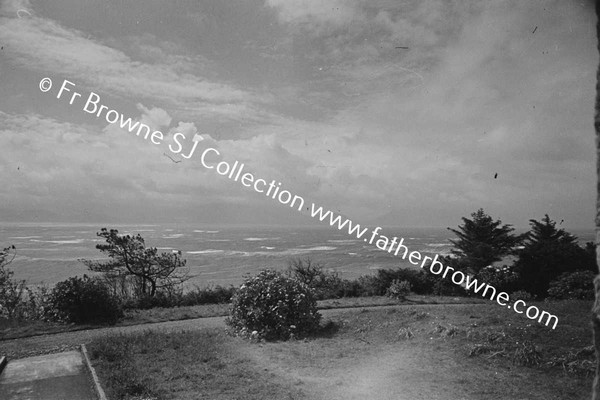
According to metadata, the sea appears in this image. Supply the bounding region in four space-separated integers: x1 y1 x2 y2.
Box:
0 223 595 288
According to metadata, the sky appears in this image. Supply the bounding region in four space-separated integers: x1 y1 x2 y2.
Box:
0 0 597 229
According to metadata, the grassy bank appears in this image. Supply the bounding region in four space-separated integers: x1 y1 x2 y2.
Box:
88 328 306 400
88 299 593 400
0 295 486 341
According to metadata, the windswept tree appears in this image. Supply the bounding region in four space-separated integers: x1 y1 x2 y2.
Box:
513 215 594 298
0 245 28 319
447 209 522 275
81 228 188 298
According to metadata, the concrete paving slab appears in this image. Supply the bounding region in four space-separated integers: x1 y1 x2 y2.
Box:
0 350 97 400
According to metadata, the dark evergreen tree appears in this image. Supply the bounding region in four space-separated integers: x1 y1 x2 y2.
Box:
447 209 522 275
513 215 594 298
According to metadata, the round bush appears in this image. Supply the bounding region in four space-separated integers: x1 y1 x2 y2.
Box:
547 270 595 300
48 275 123 325
227 270 321 340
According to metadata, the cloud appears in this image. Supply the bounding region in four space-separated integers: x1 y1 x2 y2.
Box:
0 4 267 121
266 0 359 26
0 0 595 227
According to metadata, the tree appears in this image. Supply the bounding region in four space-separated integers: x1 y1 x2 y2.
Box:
447 209 522 275
0 245 28 319
513 215 593 298
81 228 188 298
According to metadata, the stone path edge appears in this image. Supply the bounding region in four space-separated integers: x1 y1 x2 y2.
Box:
80 344 107 400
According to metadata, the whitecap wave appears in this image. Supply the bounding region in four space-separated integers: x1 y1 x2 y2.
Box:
30 239 84 244
298 246 336 251
187 249 224 254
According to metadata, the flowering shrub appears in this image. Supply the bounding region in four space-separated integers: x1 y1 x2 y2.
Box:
386 279 411 300
547 270 595 300
226 270 321 340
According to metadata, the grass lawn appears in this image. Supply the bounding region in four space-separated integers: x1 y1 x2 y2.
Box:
88 299 594 400
0 295 483 340
88 329 306 400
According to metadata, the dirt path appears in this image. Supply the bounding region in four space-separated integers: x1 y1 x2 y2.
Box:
1 304 460 358
1 304 493 400
236 339 477 400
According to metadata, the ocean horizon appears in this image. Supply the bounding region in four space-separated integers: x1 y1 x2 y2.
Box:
1 222 595 288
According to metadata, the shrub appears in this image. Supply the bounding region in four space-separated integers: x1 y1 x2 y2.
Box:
0 245 29 320
227 269 321 340
356 275 380 296
48 275 123 325
180 285 236 306
386 279 411 300
511 290 534 302
475 265 520 294
547 270 595 300
430 275 467 296
287 258 343 300
337 278 365 297
512 341 542 367
121 285 237 310
367 268 435 296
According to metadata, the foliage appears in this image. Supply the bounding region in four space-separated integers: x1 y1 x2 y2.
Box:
81 228 189 298
227 269 321 340
0 245 54 322
512 341 543 367
0 245 28 320
448 209 522 274
47 275 123 325
510 290 534 302
475 265 520 294
124 285 237 309
180 285 236 306
547 270 595 300
356 268 435 297
430 275 467 296
287 258 343 300
386 279 411 300
513 215 594 298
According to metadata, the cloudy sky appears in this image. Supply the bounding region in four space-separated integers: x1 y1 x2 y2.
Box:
0 0 596 229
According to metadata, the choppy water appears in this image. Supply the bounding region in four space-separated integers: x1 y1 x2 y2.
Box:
0 223 594 288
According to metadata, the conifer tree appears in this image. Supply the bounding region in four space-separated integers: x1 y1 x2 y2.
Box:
81 228 188 297
513 215 594 298
447 208 521 274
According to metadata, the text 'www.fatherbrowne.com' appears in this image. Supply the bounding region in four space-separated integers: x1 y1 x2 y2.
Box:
40 77 559 330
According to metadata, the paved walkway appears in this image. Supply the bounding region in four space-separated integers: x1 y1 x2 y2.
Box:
0 350 96 400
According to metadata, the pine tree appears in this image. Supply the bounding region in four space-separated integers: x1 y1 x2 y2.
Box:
81 228 188 297
513 215 594 298
447 209 522 274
